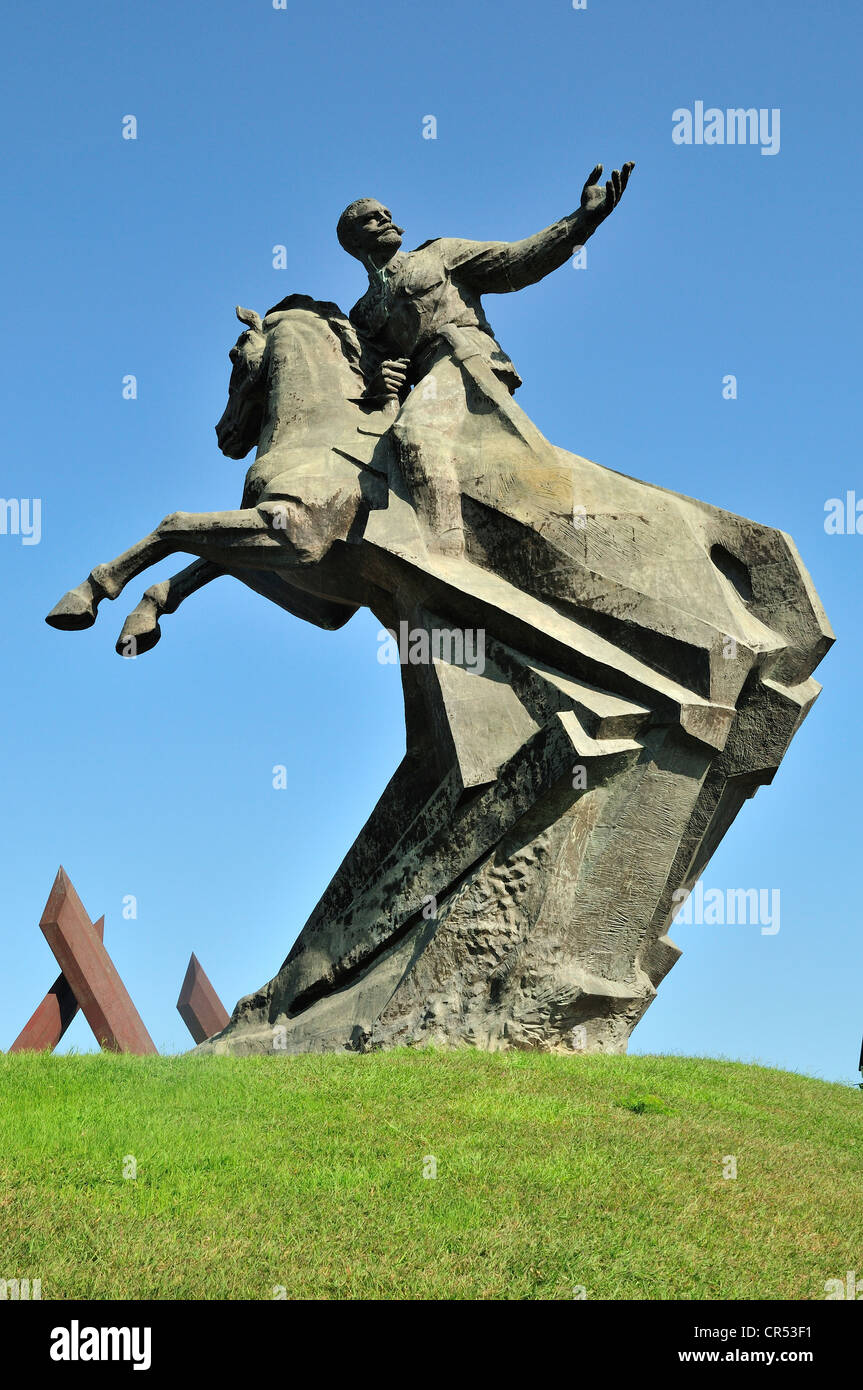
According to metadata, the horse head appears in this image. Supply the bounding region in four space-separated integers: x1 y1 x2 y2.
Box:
215 297 369 463
215 306 268 460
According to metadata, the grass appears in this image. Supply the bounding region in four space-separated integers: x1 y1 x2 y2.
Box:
0 1050 860 1300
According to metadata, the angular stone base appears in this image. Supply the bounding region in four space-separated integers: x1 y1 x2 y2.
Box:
197 440 832 1059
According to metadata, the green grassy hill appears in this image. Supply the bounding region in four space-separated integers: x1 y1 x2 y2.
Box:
1 1051 860 1300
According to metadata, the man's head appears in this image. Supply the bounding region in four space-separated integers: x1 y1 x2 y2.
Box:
337 198 404 268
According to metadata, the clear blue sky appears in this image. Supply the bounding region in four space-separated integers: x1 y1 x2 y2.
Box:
1 0 860 1080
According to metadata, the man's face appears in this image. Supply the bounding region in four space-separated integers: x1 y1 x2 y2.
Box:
348 200 404 264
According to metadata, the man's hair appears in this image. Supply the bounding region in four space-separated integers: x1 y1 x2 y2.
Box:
336 198 379 258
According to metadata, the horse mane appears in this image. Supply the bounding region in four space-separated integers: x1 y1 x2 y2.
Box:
262 293 364 374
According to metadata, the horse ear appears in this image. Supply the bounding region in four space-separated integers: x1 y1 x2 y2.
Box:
235 305 263 333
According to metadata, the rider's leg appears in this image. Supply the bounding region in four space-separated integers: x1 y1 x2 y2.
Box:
391 358 466 557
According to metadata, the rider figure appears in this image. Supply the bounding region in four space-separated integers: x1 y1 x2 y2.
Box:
337 162 634 555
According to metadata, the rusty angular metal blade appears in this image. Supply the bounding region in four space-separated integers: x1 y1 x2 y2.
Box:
9 914 105 1053
39 868 157 1054
177 952 230 1045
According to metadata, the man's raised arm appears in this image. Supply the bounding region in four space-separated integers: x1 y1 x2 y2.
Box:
448 162 634 294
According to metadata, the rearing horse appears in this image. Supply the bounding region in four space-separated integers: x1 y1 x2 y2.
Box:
46 294 394 650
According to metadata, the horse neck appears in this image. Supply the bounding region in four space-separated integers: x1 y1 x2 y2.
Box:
255 314 364 457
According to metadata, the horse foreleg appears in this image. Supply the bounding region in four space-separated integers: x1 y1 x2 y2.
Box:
115 559 223 656
45 506 302 632
46 526 175 630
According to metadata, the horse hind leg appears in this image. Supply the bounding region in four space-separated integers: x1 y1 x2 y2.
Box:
115 559 222 656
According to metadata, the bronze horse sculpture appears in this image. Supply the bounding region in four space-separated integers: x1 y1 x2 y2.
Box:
46 294 833 1055
48 296 393 650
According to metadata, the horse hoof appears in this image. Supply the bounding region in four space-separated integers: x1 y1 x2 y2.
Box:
115 614 162 657
45 584 97 630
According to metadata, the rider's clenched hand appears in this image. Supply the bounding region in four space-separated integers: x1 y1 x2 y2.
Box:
366 358 410 402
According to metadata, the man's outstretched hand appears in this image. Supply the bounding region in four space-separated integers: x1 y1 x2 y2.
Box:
580 161 635 225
